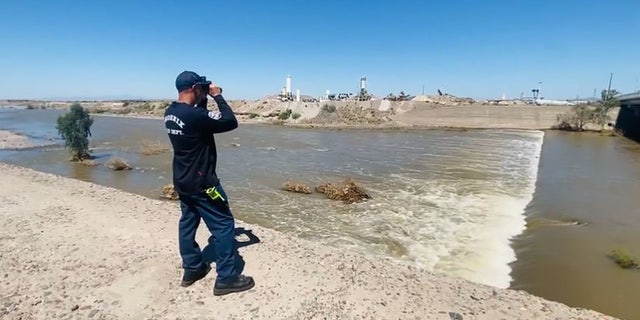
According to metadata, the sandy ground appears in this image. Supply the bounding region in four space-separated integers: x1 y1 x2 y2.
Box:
0 163 618 320
0 130 31 149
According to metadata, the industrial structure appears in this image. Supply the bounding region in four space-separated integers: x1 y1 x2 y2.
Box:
356 77 372 101
275 74 417 102
384 91 415 101
277 75 317 102
323 76 373 101
279 75 294 101
614 92 640 143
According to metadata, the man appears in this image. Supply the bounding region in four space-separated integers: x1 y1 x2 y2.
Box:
164 70 254 296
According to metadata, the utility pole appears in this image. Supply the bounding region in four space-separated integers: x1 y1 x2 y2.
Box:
422 84 425 95
538 82 542 99
606 72 613 99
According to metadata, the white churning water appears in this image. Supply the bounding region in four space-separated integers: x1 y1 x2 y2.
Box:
232 129 545 289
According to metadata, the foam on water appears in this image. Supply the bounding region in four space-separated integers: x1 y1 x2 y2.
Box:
242 129 545 289
356 130 544 288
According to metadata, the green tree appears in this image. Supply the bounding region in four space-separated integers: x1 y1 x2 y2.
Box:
593 89 620 128
56 103 94 160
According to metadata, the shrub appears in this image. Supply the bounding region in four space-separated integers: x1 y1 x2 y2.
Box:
248 113 259 119
555 105 595 131
291 112 301 120
278 109 292 120
106 157 132 171
140 140 170 155
555 89 620 131
78 159 99 167
322 104 337 113
316 178 371 203
113 107 133 115
161 184 179 200
594 89 620 129
56 103 94 161
282 181 312 194
609 249 639 269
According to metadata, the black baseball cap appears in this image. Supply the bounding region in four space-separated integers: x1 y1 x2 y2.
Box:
175 71 211 92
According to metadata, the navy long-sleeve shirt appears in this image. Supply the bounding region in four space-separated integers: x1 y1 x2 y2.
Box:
164 95 238 195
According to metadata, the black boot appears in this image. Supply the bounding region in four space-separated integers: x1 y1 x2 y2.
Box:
181 264 212 287
213 275 255 296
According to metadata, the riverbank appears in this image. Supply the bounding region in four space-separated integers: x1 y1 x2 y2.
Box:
1 98 619 131
0 163 617 319
0 129 32 149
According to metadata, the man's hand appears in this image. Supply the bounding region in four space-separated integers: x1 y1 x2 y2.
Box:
209 83 222 97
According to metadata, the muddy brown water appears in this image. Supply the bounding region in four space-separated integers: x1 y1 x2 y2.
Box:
510 130 640 320
1 108 639 319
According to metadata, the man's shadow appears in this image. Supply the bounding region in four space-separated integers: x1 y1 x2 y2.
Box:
202 227 260 274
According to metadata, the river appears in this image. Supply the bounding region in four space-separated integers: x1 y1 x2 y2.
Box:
1 107 638 320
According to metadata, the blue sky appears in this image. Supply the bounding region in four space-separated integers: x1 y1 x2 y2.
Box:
0 0 638 100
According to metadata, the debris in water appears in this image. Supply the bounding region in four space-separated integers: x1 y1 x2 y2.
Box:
161 184 179 200
608 249 639 269
282 181 312 194
78 159 99 167
106 157 132 171
525 217 588 230
316 178 371 204
140 140 170 155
